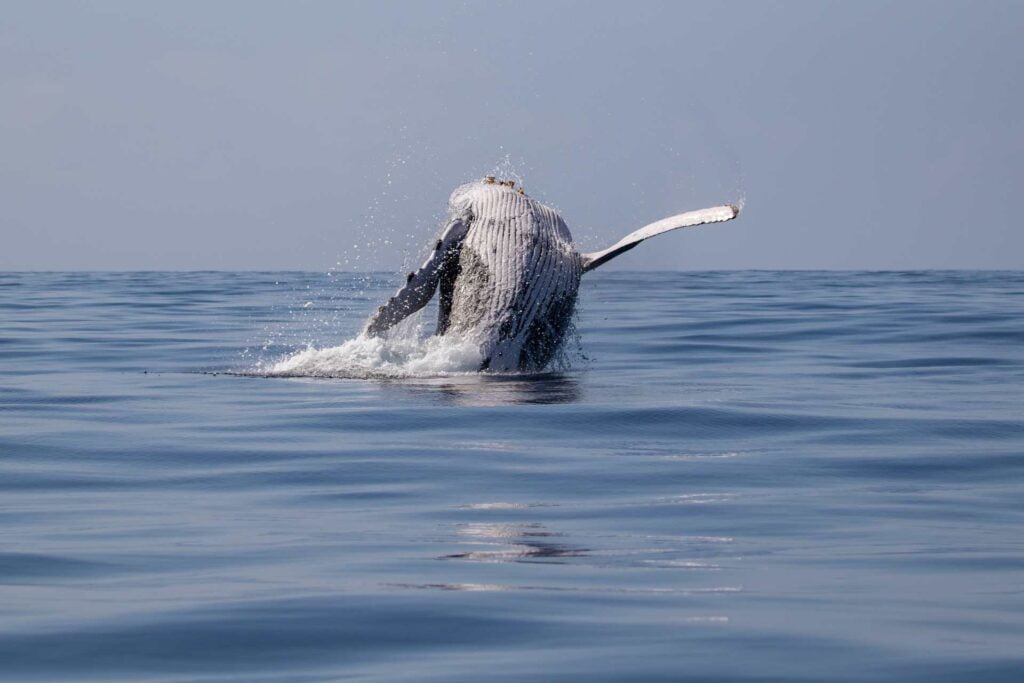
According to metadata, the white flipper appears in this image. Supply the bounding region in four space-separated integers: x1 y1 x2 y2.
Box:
581 204 739 273
363 211 471 337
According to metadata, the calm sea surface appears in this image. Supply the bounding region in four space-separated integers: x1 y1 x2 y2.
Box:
1 270 1022 681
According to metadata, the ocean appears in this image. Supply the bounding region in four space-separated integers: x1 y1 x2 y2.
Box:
1 270 1022 681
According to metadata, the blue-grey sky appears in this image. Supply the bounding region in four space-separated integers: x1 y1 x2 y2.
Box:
3 1 1021 270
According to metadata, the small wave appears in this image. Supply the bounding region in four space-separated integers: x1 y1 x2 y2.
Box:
259 334 484 379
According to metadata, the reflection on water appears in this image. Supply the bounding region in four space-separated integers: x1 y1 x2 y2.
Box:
442 522 588 563
383 372 582 406
437 511 740 572
224 369 583 405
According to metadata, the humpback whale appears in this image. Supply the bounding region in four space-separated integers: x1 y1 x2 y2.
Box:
363 177 738 372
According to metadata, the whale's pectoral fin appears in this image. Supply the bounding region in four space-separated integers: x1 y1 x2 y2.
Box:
363 212 471 337
581 204 739 273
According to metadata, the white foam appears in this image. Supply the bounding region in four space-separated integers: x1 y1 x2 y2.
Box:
263 333 483 379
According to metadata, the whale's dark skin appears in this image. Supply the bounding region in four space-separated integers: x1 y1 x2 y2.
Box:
364 178 738 372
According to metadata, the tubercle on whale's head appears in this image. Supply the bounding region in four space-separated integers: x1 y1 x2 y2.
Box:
448 177 528 210
482 176 519 190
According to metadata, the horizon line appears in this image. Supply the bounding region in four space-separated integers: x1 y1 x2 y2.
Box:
1 268 1021 274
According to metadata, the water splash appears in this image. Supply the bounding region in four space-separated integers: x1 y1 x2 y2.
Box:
261 332 484 379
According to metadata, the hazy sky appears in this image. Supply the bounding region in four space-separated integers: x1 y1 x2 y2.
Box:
3 1 1022 270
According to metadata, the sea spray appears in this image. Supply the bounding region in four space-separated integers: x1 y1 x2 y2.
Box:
264 330 483 379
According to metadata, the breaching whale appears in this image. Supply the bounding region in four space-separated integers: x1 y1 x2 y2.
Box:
363 177 738 372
